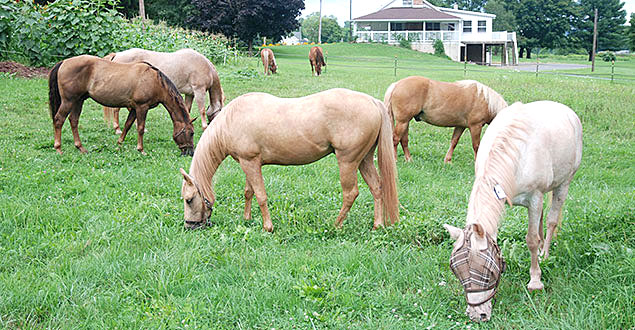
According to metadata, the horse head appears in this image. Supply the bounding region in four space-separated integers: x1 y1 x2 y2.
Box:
174 122 195 156
444 223 505 322
180 168 214 229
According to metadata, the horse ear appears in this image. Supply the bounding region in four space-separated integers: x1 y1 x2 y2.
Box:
180 168 194 185
472 223 485 238
444 224 462 240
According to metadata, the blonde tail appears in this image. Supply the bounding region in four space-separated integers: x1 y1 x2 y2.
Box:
375 100 399 224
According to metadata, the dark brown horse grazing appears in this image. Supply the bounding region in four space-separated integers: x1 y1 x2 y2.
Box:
384 76 508 163
48 55 195 155
260 48 277 75
309 46 326 76
180 88 399 232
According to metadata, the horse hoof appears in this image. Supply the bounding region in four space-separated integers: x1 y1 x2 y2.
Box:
527 281 544 291
115 129 122 135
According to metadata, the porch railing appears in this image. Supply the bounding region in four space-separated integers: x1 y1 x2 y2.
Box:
355 30 458 43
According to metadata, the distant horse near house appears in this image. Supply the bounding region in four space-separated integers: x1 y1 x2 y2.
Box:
384 76 508 163
309 46 326 76
103 48 224 132
179 88 399 232
48 55 195 156
260 48 277 75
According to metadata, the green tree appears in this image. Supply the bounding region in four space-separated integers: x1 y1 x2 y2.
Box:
515 0 577 58
572 0 627 60
301 12 343 43
114 0 197 27
629 13 635 51
484 0 516 32
429 0 486 12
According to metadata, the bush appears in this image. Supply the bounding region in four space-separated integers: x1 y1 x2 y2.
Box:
600 51 616 62
397 35 411 49
0 0 233 67
433 39 445 57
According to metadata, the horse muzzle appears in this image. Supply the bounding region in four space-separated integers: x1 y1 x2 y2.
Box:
184 218 210 230
180 146 194 157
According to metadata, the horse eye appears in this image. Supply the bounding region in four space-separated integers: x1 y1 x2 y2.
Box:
186 198 193 204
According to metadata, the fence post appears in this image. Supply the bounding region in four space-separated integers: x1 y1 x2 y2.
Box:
535 54 539 78
325 51 328 73
464 60 467 77
394 56 397 77
611 60 615 83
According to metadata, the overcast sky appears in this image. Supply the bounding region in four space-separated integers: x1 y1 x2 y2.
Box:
301 0 635 26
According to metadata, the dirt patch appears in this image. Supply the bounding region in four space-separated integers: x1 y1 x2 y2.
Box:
0 61 50 78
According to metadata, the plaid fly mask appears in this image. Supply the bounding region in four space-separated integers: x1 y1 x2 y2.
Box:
449 228 506 306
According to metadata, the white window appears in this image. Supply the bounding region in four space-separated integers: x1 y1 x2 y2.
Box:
463 21 472 33
403 0 413 5
478 20 486 33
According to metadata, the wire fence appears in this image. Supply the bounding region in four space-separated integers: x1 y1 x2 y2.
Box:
270 52 635 83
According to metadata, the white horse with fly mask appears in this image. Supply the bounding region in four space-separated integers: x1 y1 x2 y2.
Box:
444 101 582 322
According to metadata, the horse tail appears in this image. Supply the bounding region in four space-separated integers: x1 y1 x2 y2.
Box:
375 99 400 225
208 64 224 115
48 60 63 120
383 81 397 123
318 49 326 66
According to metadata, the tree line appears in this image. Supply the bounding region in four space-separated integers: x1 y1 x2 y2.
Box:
29 0 634 58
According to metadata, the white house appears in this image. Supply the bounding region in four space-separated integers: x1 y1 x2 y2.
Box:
353 0 518 65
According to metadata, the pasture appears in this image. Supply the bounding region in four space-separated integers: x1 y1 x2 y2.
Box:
0 43 633 329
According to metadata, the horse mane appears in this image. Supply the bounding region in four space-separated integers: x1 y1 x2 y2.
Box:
142 61 189 117
456 80 508 117
315 48 326 66
466 103 529 235
189 112 230 202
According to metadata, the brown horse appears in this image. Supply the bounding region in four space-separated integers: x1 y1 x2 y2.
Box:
103 48 224 132
384 76 508 163
179 88 399 232
48 55 195 155
309 46 326 76
260 48 277 75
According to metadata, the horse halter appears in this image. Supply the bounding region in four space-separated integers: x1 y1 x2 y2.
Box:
449 228 506 306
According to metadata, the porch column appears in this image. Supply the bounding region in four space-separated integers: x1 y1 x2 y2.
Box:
388 21 391 44
482 43 485 65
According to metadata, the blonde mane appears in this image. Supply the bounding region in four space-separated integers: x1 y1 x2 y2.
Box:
188 116 229 202
466 106 529 235
456 80 508 117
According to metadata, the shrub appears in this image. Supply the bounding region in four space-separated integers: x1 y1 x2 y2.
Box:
433 39 445 57
397 35 411 49
600 51 616 62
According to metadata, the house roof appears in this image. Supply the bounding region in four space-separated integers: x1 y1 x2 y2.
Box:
353 7 460 21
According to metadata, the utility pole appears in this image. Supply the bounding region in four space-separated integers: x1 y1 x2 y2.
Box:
591 7 598 72
138 0 145 19
318 0 323 44
349 0 353 41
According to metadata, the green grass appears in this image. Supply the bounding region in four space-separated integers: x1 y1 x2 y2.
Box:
0 43 633 329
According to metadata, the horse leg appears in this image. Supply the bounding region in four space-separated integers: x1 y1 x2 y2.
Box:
399 122 412 162
393 121 411 162
526 194 545 291
113 108 122 135
334 161 360 228
467 123 484 160
310 60 315 76
193 89 208 130
243 178 254 220
238 158 273 232
184 94 194 113
52 101 74 155
541 185 570 259
68 99 87 153
358 151 383 229
117 108 136 145
134 107 149 155
444 126 466 163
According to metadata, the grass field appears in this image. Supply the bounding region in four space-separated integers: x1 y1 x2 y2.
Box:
0 43 633 329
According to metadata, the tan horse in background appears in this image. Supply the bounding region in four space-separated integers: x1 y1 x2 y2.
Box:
260 48 277 75
309 46 326 76
384 76 508 162
103 48 224 132
48 55 195 155
179 88 399 232
444 101 582 321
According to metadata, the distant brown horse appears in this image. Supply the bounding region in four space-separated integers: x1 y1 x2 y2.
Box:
103 48 224 132
179 88 399 232
309 46 326 76
260 48 277 75
384 76 508 163
48 55 195 155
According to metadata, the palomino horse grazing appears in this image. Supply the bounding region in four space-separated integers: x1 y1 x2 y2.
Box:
260 48 277 75
179 88 399 232
48 55 195 155
103 48 224 132
309 46 326 76
384 76 508 162
444 101 582 322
